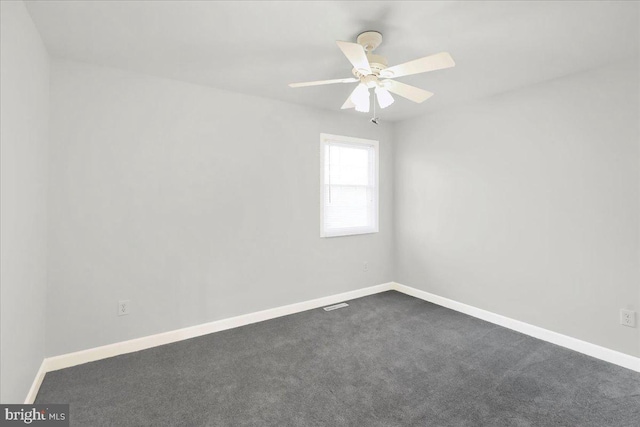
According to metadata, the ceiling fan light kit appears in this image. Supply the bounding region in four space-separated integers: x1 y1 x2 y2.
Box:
374 86 394 109
289 31 455 116
351 83 371 112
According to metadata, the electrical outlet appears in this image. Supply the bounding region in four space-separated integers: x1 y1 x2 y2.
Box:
620 309 636 328
363 261 369 272
118 300 130 316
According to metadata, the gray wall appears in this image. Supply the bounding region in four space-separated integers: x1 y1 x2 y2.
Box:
0 1 50 402
46 60 395 356
394 61 640 357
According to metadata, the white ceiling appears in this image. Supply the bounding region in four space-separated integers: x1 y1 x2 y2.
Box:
26 1 639 122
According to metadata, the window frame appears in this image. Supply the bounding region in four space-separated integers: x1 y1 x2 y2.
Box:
320 133 379 238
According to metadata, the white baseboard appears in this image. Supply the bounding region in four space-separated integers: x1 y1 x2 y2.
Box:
26 280 639 403
42 282 395 376
391 282 640 373
24 360 47 404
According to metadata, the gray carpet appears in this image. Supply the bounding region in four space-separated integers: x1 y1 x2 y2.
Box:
36 291 640 426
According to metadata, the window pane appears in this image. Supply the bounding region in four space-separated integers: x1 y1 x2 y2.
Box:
327 144 371 186
324 185 374 229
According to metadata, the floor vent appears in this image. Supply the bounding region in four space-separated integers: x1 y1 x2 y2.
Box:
323 302 349 311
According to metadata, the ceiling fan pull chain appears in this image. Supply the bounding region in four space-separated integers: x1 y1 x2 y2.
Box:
370 90 379 125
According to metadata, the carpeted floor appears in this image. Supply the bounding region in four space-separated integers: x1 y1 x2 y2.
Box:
36 291 640 426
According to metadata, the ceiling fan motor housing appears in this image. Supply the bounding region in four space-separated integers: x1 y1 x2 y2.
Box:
352 53 389 79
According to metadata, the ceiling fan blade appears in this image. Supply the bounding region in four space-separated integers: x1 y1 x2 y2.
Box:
336 41 372 75
384 52 455 78
383 80 434 103
289 77 358 88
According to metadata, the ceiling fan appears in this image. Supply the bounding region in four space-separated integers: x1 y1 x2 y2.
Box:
288 31 455 113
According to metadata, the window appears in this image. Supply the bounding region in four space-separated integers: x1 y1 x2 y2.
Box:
320 133 379 237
